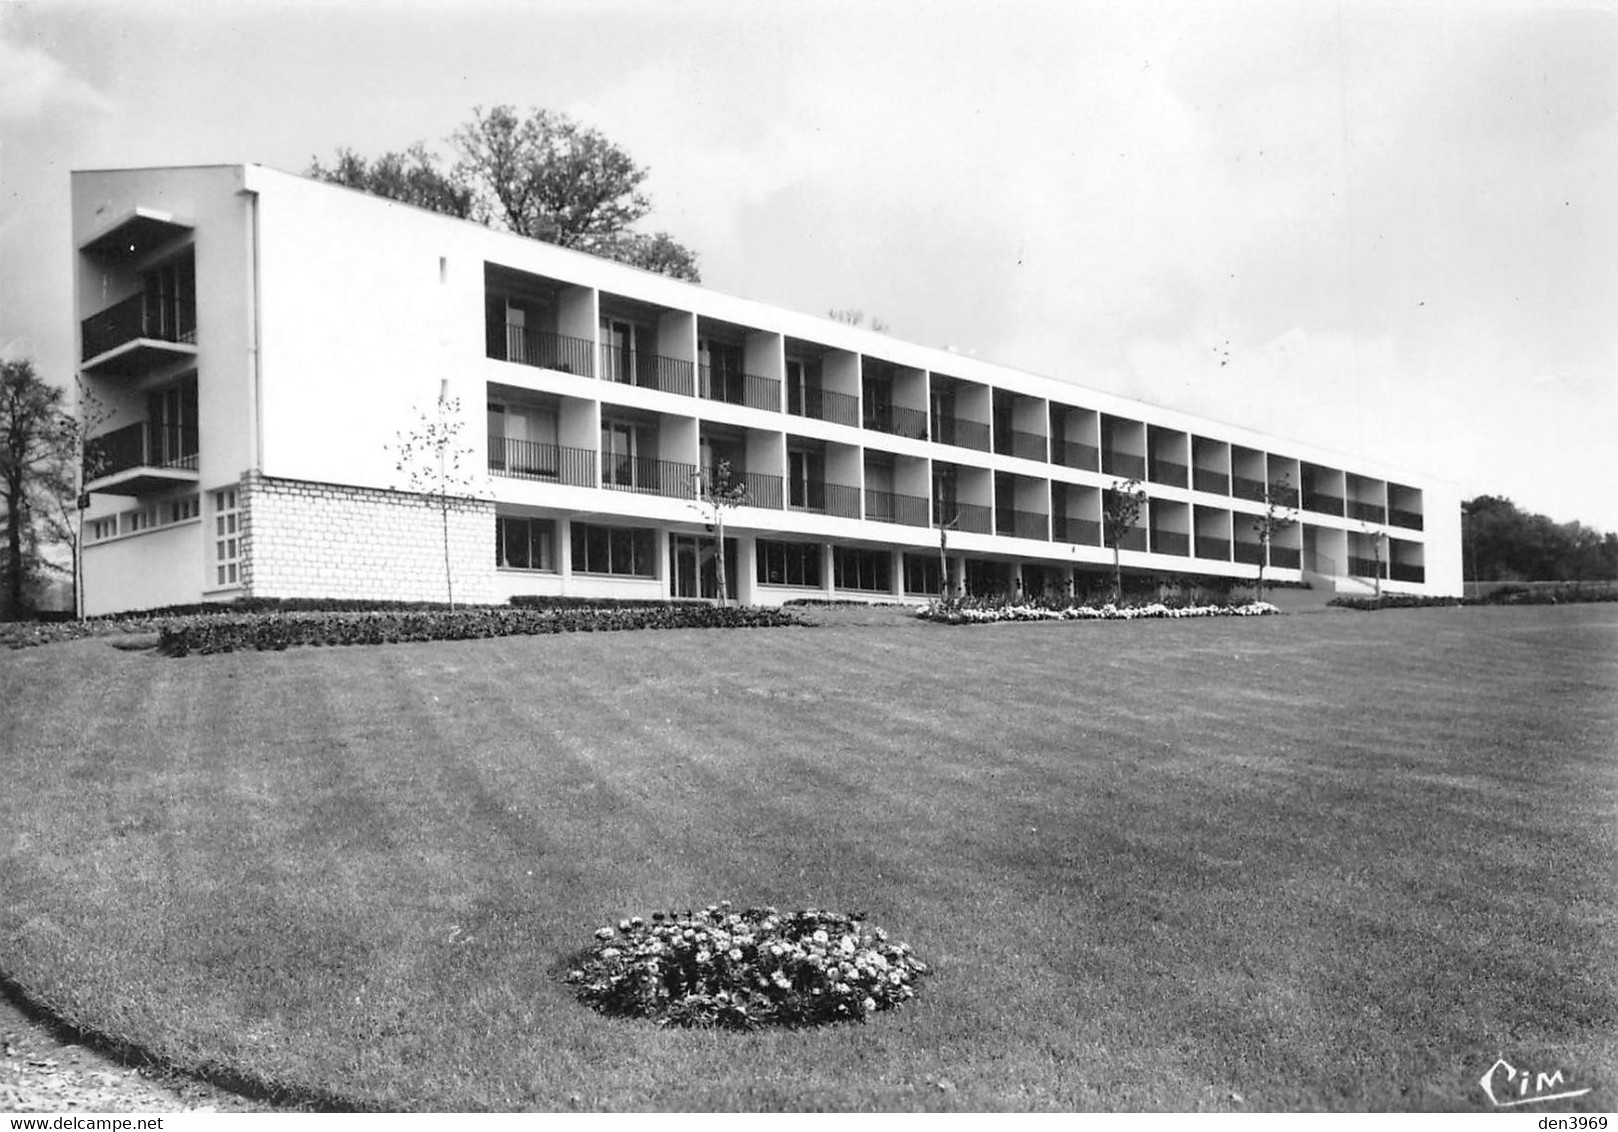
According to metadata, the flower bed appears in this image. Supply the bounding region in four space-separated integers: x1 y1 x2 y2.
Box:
565 904 927 1030
917 600 1279 624
156 605 805 656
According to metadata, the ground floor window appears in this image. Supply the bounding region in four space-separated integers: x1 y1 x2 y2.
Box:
571 522 657 577
212 488 241 586
902 553 940 596
497 516 556 570
756 539 822 587
833 546 890 592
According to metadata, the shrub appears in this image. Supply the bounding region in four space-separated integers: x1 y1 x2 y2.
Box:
565 904 927 1030
916 599 1279 624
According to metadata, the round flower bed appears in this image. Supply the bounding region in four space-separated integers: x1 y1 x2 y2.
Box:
564 904 928 1029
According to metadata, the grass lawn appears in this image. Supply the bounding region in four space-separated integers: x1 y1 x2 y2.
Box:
1 605 1614 1111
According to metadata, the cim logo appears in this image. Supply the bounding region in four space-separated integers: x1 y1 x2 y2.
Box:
1479 1057 1592 1107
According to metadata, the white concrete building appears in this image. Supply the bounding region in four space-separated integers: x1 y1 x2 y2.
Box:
73 164 1463 616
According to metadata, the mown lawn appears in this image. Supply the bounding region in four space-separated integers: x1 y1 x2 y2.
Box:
1 606 1614 1111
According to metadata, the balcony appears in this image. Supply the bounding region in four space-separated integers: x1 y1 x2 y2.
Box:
1101 450 1146 480
1390 508 1424 530
1346 500 1387 524
1390 562 1425 583
1052 515 1101 545
81 294 196 377
1107 526 1148 553
601 454 697 500
1347 555 1388 578
1269 546 1301 570
1193 468 1230 495
996 429 1046 461
1150 529 1190 556
700 367 781 412
1052 440 1099 472
1147 458 1188 489
788 480 861 519
932 416 992 452
864 489 930 527
1195 536 1231 560
1233 541 1265 566
1232 475 1267 503
937 500 992 534
995 508 1049 540
704 465 784 510
84 421 199 496
601 345 693 397
1302 490 1345 517
486 322 595 376
488 437 596 487
788 387 861 428
864 402 929 440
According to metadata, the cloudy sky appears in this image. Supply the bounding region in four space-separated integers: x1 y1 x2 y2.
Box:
2 0 1613 529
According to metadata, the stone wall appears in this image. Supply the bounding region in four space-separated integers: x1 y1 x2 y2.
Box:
240 473 495 604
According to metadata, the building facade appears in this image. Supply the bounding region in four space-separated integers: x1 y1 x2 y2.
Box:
73 164 1462 616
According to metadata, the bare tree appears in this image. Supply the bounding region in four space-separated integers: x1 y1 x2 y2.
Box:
390 384 480 609
691 459 748 605
1102 477 1147 604
50 379 112 618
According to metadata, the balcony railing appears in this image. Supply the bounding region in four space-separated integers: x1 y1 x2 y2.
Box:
863 402 929 440
1052 515 1101 545
1150 529 1190 556
1347 555 1388 578
1051 440 1099 472
864 489 930 527
1147 458 1188 488
704 466 784 510
1233 541 1265 566
1389 508 1424 530
700 367 781 412
996 508 1049 540
81 293 196 362
1195 536 1231 560
1193 467 1230 495
1269 545 1301 570
996 429 1047 461
601 345 694 397
788 387 861 428
932 416 992 452
1102 450 1146 480
937 501 993 534
1107 526 1148 553
487 437 596 487
1302 490 1345 516
601 454 697 500
85 421 198 481
486 323 595 376
788 480 861 518
1232 475 1267 503
1390 562 1425 583
1346 500 1387 524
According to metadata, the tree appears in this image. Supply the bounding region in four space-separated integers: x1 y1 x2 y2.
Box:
390 383 480 609
310 106 701 281
691 459 748 605
1461 495 1617 584
0 360 74 619
1102 477 1146 604
49 379 112 618
307 143 474 218
1251 476 1298 604
828 309 889 333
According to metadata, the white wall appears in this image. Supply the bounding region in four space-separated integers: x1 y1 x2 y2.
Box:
82 521 203 615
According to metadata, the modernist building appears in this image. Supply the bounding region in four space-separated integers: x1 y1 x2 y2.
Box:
72 164 1462 616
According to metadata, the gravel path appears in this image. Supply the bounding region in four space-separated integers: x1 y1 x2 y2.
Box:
0 993 266 1114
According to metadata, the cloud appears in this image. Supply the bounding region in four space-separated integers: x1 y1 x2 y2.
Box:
0 35 111 123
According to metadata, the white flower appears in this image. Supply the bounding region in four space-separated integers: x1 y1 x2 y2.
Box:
729 948 743 961
862 997 877 1013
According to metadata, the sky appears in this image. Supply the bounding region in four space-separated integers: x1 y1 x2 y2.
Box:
1 0 1614 529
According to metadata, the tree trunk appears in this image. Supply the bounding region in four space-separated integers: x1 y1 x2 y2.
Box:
714 512 727 605
5 476 23 618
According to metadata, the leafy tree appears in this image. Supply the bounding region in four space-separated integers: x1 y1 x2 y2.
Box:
390 384 480 609
691 459 748 605
308 143 474 218
1251 476 1298 604
310 106 701 281
0 359 74 618
1102 477 1146 603
1462 495 1617 583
